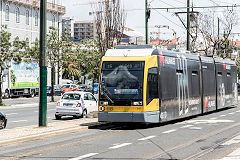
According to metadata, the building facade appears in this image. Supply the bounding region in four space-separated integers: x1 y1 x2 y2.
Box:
62 17 74 41
0 0 65 85
0 0 65 43
73 20 97 42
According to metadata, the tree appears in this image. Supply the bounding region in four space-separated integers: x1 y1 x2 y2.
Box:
47 27 63 102
0 26 26 105
194 10 238 57
92 0 126 56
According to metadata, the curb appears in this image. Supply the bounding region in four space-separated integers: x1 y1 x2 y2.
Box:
0 119 98 146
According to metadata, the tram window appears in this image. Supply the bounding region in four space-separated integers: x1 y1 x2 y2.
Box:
147 67 158 104
191 70 200 97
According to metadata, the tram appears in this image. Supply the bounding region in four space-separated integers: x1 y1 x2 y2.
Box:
98 45 238 123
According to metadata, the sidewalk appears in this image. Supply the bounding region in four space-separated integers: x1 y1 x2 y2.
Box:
0 118 98 146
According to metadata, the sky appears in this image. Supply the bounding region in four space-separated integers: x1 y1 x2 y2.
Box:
62 0 240 40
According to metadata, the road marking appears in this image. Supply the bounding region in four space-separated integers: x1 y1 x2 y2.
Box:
186 119 234 124
180 125 194 128
228 112 235 115
220 148 240 160
12 120 27 123
236 110 240 113
69 153 99 160
34 111 38 113
222 135 240 146
220 115 226 117
6 113 18 116
162 129 177 134
210 117 217 120
189 127 202 130
138 136 156 141
109 143 132 149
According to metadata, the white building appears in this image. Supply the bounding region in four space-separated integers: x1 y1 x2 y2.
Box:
0 0 66 85
0 0 65 43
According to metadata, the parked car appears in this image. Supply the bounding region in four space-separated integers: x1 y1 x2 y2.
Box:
61 84 78 93
238 82 240 93
0 112 7 129
47 85 62 96
78 85 92 92
61 79 73 84
93 83 99 94
55 91 97 120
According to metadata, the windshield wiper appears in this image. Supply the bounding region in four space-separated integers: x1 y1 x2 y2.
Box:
101 86 114 104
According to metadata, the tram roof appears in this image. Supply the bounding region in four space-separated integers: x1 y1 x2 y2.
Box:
105 45 235 65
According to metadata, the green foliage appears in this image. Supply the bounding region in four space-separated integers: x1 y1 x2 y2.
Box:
0 25 26 105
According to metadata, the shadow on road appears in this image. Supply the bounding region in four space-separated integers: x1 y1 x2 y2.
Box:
81 106 235 130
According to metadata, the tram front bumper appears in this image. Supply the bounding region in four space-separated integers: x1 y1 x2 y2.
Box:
98 111 160 123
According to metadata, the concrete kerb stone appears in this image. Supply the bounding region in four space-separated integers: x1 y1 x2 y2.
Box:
0 118 98 146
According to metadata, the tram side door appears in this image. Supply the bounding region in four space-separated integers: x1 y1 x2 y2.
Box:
176 55 189 117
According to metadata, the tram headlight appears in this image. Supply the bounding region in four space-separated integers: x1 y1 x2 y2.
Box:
99 106 105 112
100 101 108 105
132 101 143 106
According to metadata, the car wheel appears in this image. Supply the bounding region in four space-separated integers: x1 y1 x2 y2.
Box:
81 110 87 118
73 115 80 119
4 90 10 99
55 115 61 120
0 119 6 129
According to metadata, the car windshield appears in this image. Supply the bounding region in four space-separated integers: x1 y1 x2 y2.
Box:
100 61 144 106
62 85 70 88
62 93 81 100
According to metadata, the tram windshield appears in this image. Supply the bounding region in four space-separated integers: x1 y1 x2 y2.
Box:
100 61 144 106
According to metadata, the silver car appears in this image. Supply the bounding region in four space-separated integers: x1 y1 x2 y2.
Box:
55 91 97 120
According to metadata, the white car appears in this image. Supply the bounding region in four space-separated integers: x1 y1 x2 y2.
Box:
55 91 97 120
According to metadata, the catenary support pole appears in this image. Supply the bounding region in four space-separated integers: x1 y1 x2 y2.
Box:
145 0 148 44
39 0 47 127
187 0 190 51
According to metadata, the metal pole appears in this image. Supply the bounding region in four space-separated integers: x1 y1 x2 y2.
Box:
145 0 148 44
218 18 220 55
187 0 190 51
39 0 47 127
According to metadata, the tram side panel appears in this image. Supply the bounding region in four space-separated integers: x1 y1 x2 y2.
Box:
215 61 227 109
158 55 201 122
224 63 237 107
200 57 217 113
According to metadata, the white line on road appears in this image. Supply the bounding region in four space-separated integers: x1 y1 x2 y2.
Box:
220 115 226 117
6 113 18 116
220 148 240 160
162 129 177 134
12 120 28 123
109 143 132 149
69 153 99 160
228 112 235 115
180 125 194 128
138 136 156 141
210 117 217 120
189 127 202 130
236 110 240 113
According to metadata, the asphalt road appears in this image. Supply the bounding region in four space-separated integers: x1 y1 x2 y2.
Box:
1 96 61 129
1 104 240 159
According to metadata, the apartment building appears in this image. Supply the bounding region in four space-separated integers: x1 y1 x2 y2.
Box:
73 20 97 42
62 17 74 41
0 0 65 43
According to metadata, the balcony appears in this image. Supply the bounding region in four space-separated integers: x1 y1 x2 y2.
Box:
4 0 66 14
